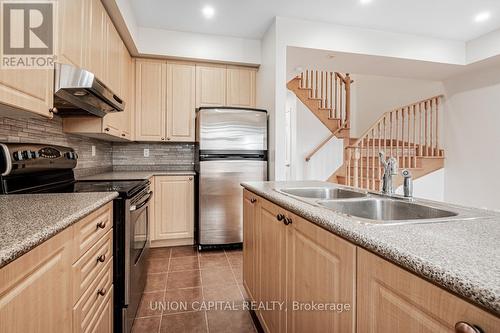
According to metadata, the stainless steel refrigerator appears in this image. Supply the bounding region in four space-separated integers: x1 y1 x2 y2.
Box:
196 107 268 249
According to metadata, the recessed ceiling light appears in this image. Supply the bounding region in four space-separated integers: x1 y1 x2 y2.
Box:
474 11 491 23
202 5 215 19
360 0 373 4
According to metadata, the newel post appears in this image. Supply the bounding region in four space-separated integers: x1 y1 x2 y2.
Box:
345 73 352 128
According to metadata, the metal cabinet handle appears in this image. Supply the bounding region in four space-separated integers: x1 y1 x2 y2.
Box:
104 127 110 132
96 221 107 229
97 254 106 263
188 177 193 180
121 133 126 137
284 217 293 225
161 137 165 141
250 198 257 204
455 322 484 333
97 288 107 297
167 137 171 140
276 213 285 221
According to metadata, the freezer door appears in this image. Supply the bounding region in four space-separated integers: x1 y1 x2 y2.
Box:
199 160 267 245
197 108 267 151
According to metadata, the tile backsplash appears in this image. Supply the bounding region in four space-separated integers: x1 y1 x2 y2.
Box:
0 115 113 177
112 142 195 171
0 115 195 176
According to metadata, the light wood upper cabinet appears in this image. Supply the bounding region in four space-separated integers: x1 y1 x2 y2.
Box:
105 18 122 94
357 248 500 333
196 64 227 107
0 227 73 333
0 69 53 118
167 62 196 142
152 176 194 244
57 0 86 67
226 66 256 108
286 212 356 333
257 199 287 333
85 0 107 81
135 59 167 141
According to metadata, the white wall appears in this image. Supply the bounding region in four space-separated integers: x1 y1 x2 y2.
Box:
442 67 500 210
256 22 277 180
351 75 445 137
293 96 344 181
136 27 261 65
466 28 500 64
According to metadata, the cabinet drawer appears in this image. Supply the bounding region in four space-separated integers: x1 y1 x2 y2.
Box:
72 229 113 303
73 203 113 261
73 260 113 333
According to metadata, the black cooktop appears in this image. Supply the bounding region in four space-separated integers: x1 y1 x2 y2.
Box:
74 180 149 198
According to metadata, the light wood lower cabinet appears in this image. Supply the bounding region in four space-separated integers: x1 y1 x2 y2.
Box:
243 190 259 302
243 191 500 333
0 226 73 333
286 212 356 333
0 202 114 333
357 248 500 333
257 198 287 333
151 175 195 247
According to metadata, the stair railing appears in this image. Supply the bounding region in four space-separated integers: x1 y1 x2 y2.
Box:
299 70 352 131
345 95 444 190
299 70 353 161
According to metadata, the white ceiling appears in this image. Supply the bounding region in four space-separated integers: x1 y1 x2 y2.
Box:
131 0 500 41
286 46 500 81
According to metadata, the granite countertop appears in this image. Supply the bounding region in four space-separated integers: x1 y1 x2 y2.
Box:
78 170 196 181
241 180 500 316
0 192 118 268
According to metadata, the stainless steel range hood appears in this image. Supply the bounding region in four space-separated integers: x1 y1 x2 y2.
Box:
53 63 125 117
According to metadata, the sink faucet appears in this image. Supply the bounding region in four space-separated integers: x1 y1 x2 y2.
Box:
379 151 398 195
402 169 413 198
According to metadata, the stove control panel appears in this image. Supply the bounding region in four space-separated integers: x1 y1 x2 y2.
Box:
1 143 78 176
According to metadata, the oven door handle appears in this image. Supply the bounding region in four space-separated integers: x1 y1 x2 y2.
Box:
130 191 153 211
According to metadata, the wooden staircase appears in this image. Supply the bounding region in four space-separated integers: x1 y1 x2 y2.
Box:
287 69 445 191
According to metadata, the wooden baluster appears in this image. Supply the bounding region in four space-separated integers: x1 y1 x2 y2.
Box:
406 106 410 168
353 148 359 188
371 129 376 190
360 139 364 189
320 71 324 108
329 72 333 118
429 98 434 156
346 148 351 186
300 72 304 88
395 110 399 165
435 97 440 156
388 112 392 157
345 73 351 129
334 74 338 119
340 78 344 125
401 108 406 168
315 71 319 99
378 122 382 191
424 101 428 156
418 103 422 157
413 105 417 168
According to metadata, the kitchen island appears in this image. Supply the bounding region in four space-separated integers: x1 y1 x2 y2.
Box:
241 181 500 332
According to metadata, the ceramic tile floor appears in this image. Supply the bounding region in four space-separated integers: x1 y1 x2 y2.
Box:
131 246 257 333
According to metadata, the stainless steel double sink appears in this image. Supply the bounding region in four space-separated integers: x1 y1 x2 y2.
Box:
275 186 481 226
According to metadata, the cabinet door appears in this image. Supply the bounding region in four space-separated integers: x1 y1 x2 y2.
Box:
0 69 53 118
85 0 106 81
226 66 256 108
257 199 287 333
0 228 73 333
105 18 121 94
104 41 132 140
135 59 166 141
153 176 194 241
167 62 196 141
195 64 226 107
286 213 356 333
357 248 500 333
92 288 113 333
57 0 86 67
243 189 259 302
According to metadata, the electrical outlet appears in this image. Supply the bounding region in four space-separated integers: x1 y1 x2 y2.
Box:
143 148 150 157
91 145 96 157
